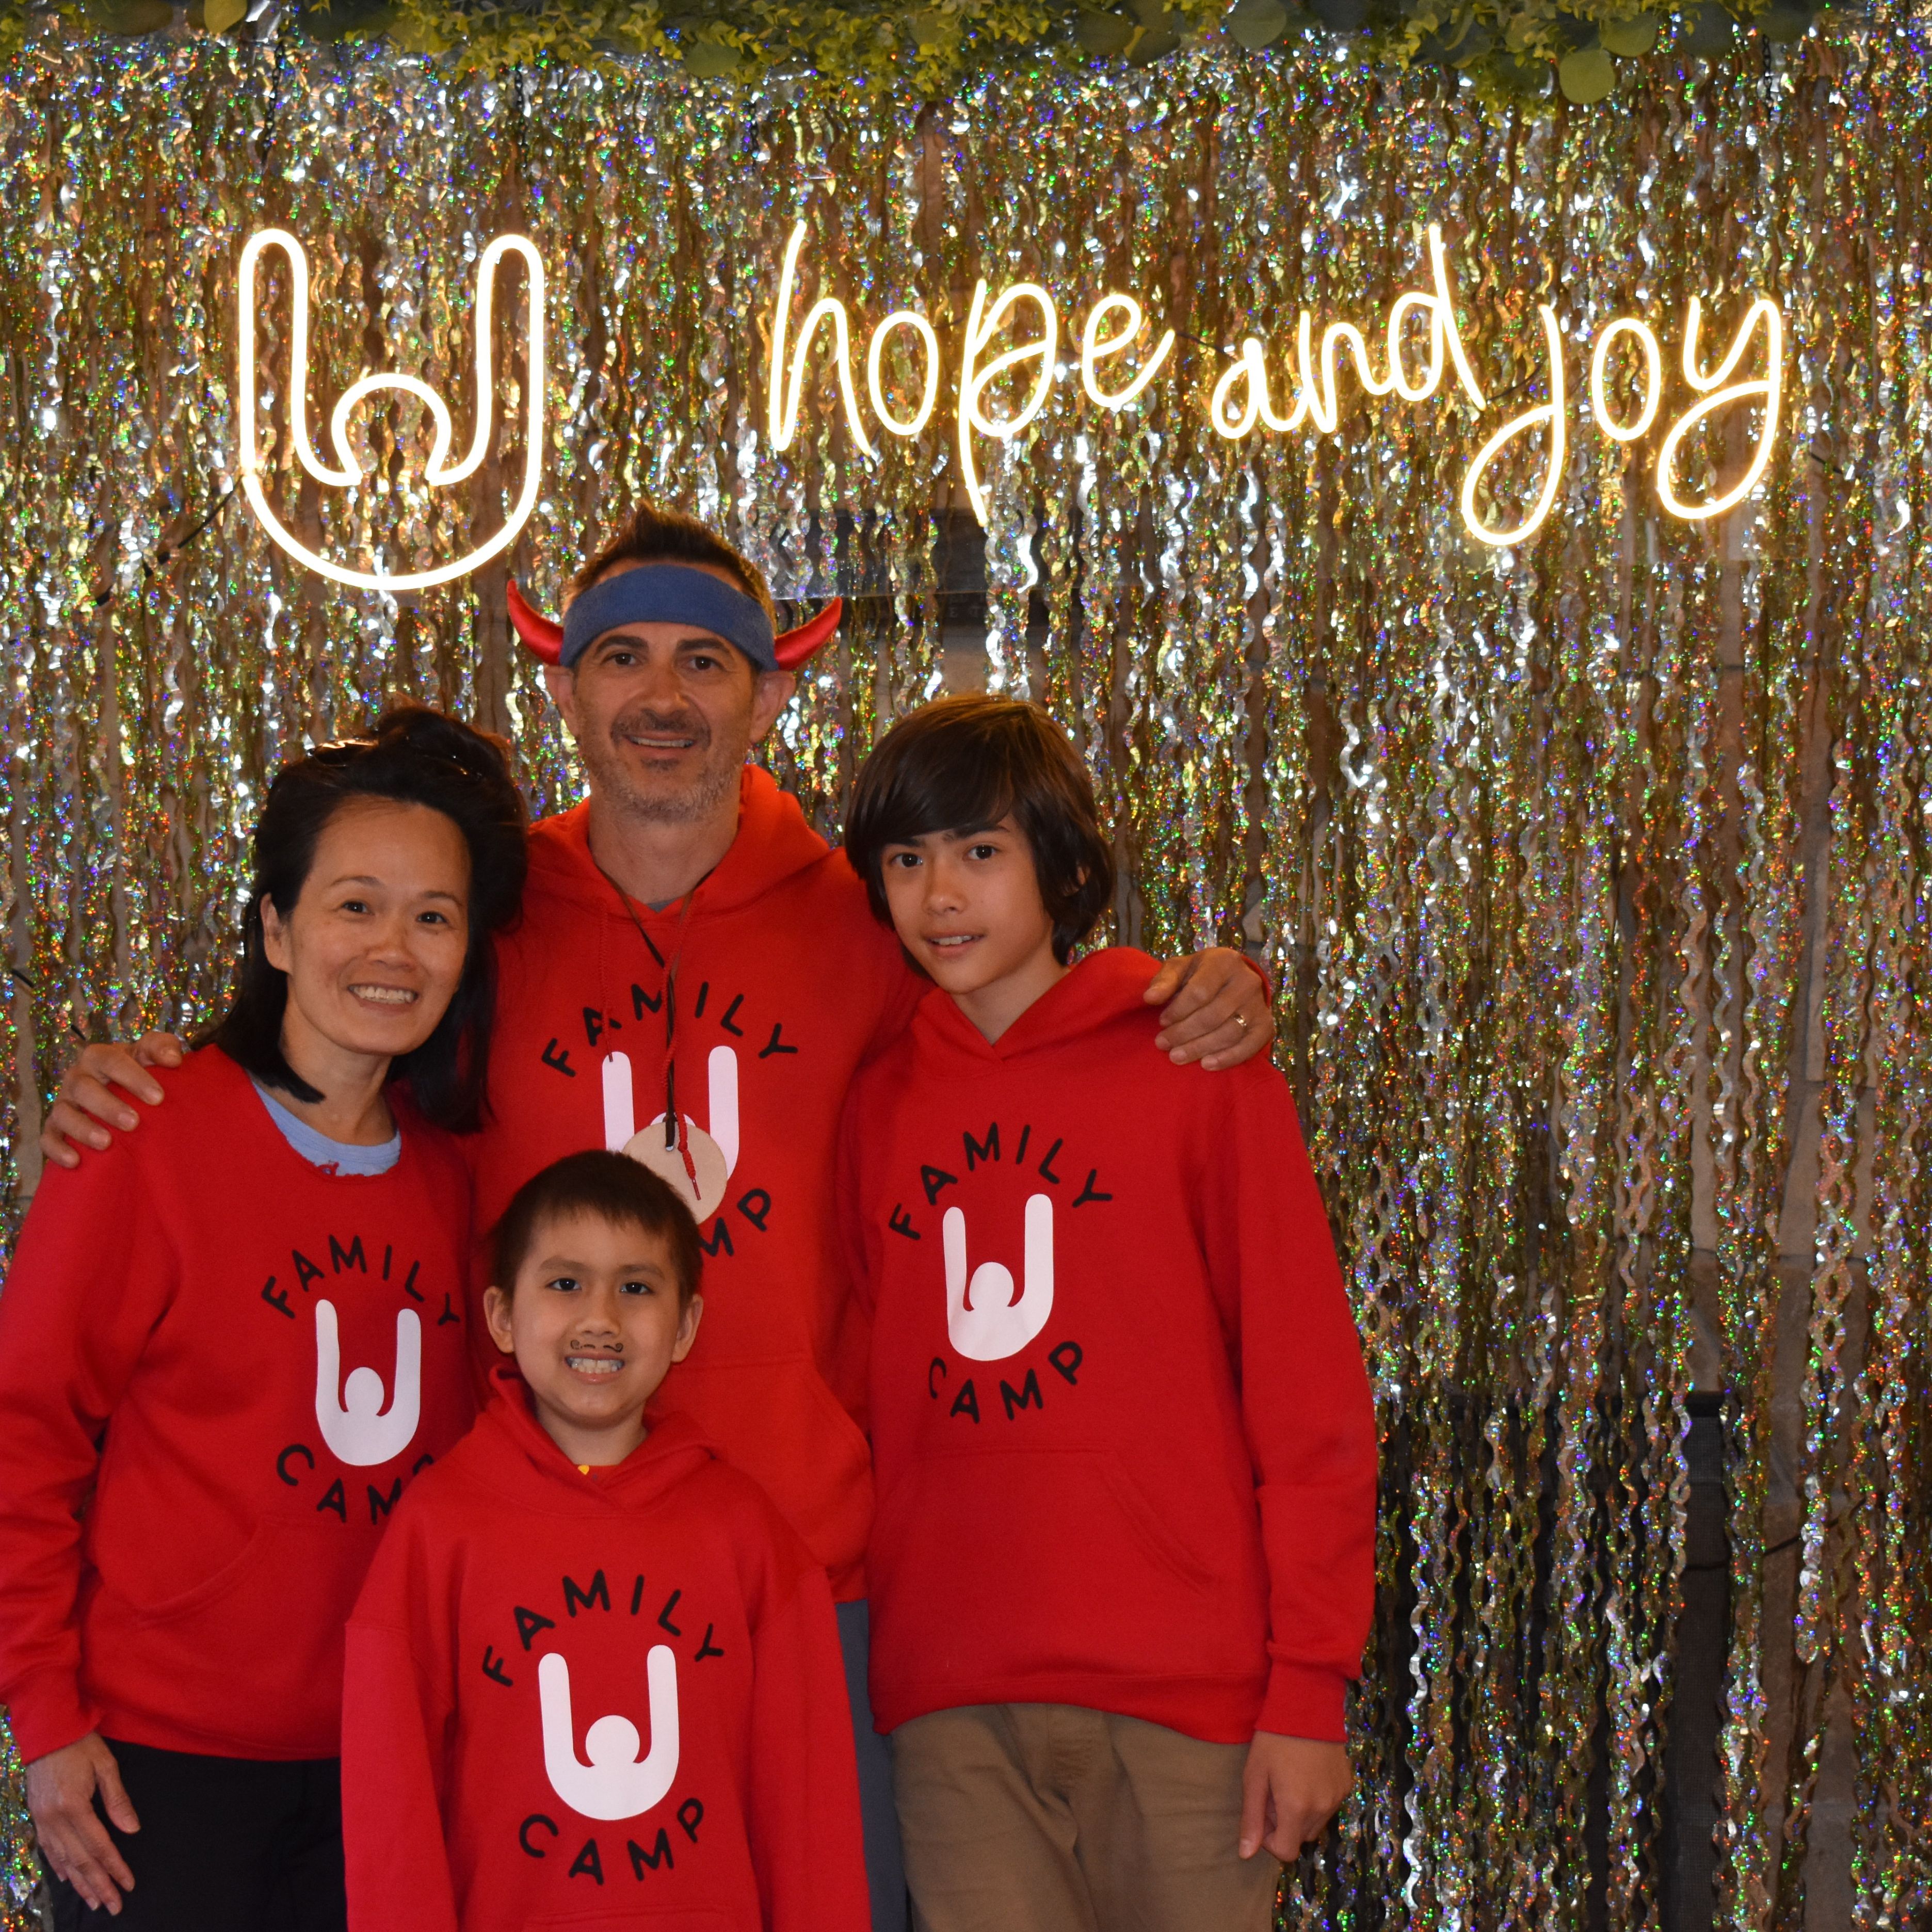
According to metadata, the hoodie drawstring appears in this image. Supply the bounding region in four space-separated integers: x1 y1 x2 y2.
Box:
591 855 703 1190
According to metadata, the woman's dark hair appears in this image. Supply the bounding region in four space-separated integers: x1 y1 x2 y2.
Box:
491 1150 704 1306
844 694 1116 965
208 705 528 1133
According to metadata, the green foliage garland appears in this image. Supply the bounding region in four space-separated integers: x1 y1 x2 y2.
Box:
14 0 1837 126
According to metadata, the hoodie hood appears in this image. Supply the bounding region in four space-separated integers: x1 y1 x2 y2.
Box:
524 766 836 924
475 1363 721 1512
911 946 1162 1064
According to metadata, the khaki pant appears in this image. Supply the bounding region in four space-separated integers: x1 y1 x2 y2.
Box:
890 1703 1281 1932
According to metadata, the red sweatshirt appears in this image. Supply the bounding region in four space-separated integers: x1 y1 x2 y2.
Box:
476 768 921 1597
838 949 1377 1745
342 1371 868 1932
0 1046 475 1763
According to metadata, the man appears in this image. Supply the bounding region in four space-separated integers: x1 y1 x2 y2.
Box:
41 501 1275 1930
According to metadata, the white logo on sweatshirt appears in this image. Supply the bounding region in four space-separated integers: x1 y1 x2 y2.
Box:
538 1648 681 1821
313 1301 422 1467
944 1193 1055 1362
601 1045 739 1222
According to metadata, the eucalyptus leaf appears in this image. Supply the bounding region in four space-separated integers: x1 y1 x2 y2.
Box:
300 0 389 41
1598 9 1657 50
203 0 248 31
1486 47 1553 92
1073 7 1136 51
1679 2 1733 52
1129 22 1181 55
904 7 948 44
86 0 171 30
680 31 743 71
1557 42 1615 94
388 12 452 50
1227 0 1289 47
1755 1 1813 38
1309 0 1366 30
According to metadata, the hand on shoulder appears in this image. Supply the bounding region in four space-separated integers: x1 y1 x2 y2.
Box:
38 1032 184 1170
1142 947 1273 1071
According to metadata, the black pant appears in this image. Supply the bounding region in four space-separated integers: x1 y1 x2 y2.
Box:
45 1737 346 1932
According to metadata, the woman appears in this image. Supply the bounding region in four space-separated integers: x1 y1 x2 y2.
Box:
0 706 526 1930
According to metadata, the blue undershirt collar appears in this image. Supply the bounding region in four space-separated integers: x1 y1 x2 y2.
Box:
252 1078 401 1177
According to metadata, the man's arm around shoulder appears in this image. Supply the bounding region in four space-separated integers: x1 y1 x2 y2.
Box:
39 1033 184 1169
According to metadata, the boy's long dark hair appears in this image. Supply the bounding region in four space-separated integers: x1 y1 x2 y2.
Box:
207 706 528 1133
843 695 1116 965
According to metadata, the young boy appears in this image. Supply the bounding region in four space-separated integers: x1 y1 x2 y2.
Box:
836 695 1378 1932
340 1150 869 1932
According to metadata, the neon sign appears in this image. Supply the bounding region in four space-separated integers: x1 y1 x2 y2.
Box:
237 229 545 592
230 223 1784 592
765 219 1785 546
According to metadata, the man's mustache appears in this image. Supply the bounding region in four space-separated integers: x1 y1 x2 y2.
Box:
610 705 713 749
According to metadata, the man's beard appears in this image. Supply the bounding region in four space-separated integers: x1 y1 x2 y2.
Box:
581 702 744 826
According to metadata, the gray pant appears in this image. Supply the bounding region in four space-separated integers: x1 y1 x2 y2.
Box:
836 1599 910 1932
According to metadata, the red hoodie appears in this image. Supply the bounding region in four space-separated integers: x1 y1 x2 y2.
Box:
475 767 921 1598
0 1046 476 1763
342 1371 868 1932
838 949 1377 1746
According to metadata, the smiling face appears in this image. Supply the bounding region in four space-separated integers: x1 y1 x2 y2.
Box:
260 796 471 1071
482 1207 703 1467
879 816 1069 1043
543 558 796 828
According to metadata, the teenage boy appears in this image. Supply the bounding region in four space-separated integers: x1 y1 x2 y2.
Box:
39 503 1276 1931
837 695 1378 1932
342 1149 867 1932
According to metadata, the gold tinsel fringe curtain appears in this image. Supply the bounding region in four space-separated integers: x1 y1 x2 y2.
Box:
0 29 1928 1930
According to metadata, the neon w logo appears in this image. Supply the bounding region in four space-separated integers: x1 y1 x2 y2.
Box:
943 1194 1055 1362
236 228 545 592
314 1301 421 1467
538 1648 680 1822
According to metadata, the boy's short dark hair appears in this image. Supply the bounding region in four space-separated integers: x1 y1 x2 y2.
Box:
844 695 1116 965
569 500 777 626
491 1151 704 1307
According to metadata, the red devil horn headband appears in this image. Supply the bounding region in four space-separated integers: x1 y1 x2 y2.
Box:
506 573 841 674
506 578 565 664
771 600 844 670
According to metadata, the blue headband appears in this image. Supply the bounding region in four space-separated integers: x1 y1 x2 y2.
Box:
560 565 778 672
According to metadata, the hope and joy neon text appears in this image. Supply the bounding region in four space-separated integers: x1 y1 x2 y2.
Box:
767 220 1784 545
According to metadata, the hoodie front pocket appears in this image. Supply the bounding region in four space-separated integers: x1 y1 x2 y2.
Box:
85 1518 374 1755
118 1517 284 1627
869 1446 1262 1696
